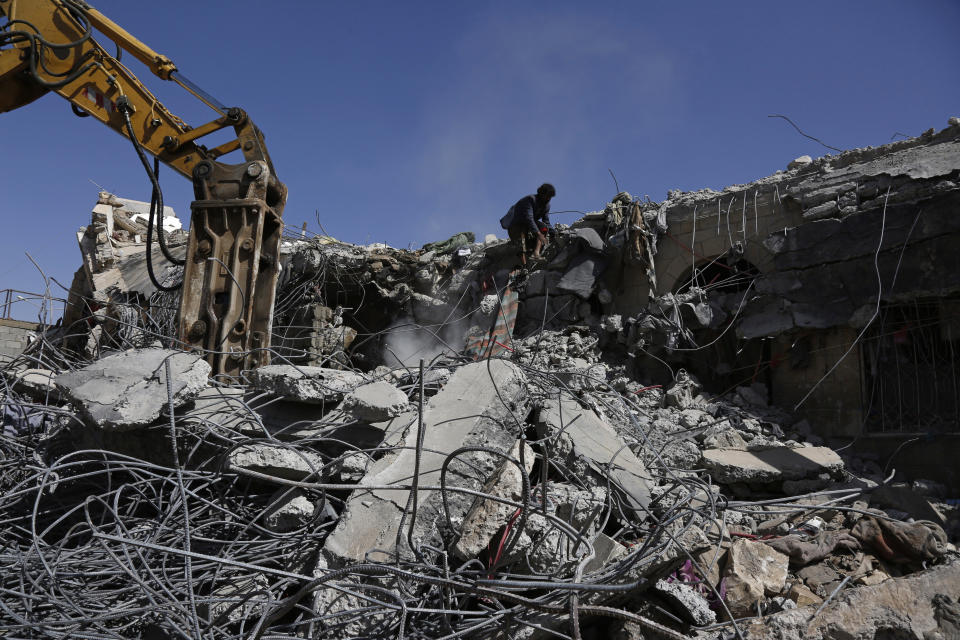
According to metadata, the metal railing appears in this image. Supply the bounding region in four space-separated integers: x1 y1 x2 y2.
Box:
0 289 63 325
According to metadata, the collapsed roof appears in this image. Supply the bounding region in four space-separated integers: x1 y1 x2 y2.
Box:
2 120 960 639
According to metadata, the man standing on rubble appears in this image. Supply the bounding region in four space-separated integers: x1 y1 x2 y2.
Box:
500 183 555 265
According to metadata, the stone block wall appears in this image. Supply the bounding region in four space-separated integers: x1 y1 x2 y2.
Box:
0 318 41 362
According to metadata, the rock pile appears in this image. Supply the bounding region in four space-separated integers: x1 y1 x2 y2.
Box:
2 194 959 639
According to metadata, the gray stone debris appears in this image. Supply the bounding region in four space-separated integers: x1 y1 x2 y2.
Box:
502 484 609 575
313 360 528 636
55 348 210 431
319 359 528 564
583 533 627 573
653 577 716 625
600 314 623 333
250 364 364 404
701 445 844 486
664 370 702 409
7 368 60 401
538 396 654 514
723 538 789 617
263 489 316 533
454 440 535 559
226 443 325 482
702 426 748 449
745 559 960 640
341 380 410 422
788 155 813 170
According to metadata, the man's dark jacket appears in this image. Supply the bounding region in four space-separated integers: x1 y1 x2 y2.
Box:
500 195 551 234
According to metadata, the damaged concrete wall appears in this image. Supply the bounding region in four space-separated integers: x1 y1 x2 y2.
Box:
600 122 960 478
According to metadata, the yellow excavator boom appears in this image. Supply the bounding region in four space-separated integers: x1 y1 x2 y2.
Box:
0 0 287 379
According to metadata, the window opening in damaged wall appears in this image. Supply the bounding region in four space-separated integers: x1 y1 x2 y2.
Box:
861 296 960 434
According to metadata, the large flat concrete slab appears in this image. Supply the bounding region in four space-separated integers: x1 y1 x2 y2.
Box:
701 446 844 485
55 348 210 431
319 359 528 563
538 396 654 515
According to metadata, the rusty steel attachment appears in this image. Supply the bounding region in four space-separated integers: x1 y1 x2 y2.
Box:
180 155 285 379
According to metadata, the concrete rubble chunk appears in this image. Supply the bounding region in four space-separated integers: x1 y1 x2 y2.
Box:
227 443 326 482
787 581 822 607
702 426 747 449
250 364 364 404
701 445 844 486
538 396 654 514
745 560 960 640
502 484 609 575
723 538 789 617
319 359 528 564
341 380 410 422
313 360 528 636
583 533 627 574
788 155 813 170
54 348 210 431
263 489 316 533
664 370 702 409
454 439 535 559
8 368 60 401
654 577 716 626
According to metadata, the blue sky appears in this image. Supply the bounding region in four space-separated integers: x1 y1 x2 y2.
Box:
1 1 958 320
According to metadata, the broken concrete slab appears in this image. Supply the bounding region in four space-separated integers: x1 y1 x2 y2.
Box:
453 439 535 559
340 380 410 422
654 577 716 625
701 446 844 486
180 386 252 435
250 364 364 404
502 484 609 575
723 538 789 617
7 368 60 401
55 348 210 431
319 359 528 564
262 489 316 533
538 396 654 515
745 559 960 640
313 360 528 636
227 443 326 482
583 533 627 574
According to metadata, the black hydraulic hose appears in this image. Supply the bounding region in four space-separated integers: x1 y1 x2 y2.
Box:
146 157 182 291
118 103 181 291
148 157 185 266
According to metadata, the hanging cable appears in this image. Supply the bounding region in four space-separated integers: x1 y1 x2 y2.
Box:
118 100 182 291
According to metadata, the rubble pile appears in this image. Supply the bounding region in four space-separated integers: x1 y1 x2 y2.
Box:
3 124 960 638
3 277 958 639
